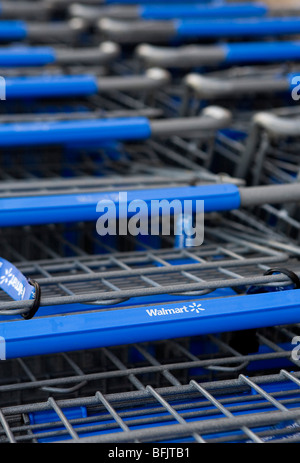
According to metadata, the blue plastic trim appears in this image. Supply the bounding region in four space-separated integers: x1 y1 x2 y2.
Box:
0 117 151 148
176 17 300 38
140 3 268 19
5 75 99 99
0 258 35 302
1 288 300 359
107 0 216 3
0 21 28 40
0 46 56 67
223 41 300 64
0 184 241 226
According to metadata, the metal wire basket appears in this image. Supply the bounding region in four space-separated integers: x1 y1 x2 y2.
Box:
1 327 300 442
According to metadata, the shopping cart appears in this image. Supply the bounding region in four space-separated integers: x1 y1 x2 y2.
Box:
235 107 300 187
135 41 300 71
70 2 272 22
2 69 170 100
2 179 300 358
0 18 90 44
0 108 231 149
170 67 299 176
180 68 298 116
0 73 189 145
0 42 120 71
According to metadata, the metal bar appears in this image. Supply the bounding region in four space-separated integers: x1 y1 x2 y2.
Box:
0 409 16 443
146 385 205 443
136 41 300 68
60 408 300 443
99 17 300 44
0 350 293 395
190 380 263 443
184 73 290 98
47 397 80 441
70 3 270 22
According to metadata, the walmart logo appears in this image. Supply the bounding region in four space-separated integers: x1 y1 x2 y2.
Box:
146 303 204 317
189 302 205 313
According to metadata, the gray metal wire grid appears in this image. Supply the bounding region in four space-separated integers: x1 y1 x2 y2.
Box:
0 205 297 317
1 323 300 442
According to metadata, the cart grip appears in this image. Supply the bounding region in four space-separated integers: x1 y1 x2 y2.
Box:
0 20 27 40
176 17 300 39
5 75 99 99
0 46 56 67
0 184 241 227
140 3 268 20
106 0 226 3
223 41 300 64
3 288 300 359
0 117 152 147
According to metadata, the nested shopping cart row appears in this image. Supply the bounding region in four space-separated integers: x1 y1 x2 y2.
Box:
1 0 300 445
0 71 298 191
3 1 300 21
177 70 300 185
2 178 300 357
0 79 299 360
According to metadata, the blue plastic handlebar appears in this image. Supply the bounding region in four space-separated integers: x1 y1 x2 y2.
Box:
106 0 218 3
140 3 268 19
223 41 300 64
0 46 56 67
0 21 27 41
0 184 241 227
175 17 300 38
0 117 152 148
5 75 99 99
2 288 300 359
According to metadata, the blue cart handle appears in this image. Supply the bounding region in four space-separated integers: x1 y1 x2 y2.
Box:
0 184 241 227
72 2 269 21
0 117 152 147
139 3 268 19
1 183 300 228
175 17 300 39
0 20 27 40
2 286 300 358
5 75 99 99
99 17 300 43
135 41 300 68
105 0 228 3
0 19 87 42
3 70 170 98
0 110 230 147
0 46 56 66
224 41 300 64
